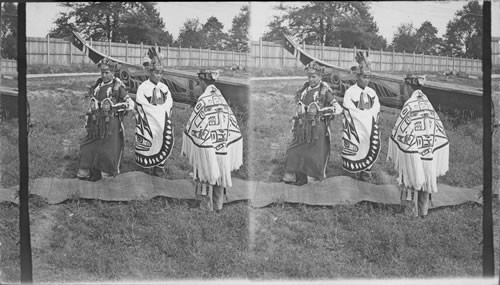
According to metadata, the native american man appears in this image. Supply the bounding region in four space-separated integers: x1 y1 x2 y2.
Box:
181 69 243 212
387 74 449 217
134 47 174 177
283 61 342 185
77 58 135 180
341 51 381 182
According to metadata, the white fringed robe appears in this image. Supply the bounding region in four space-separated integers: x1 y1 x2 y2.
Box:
181 85 243 188
387 90 449 193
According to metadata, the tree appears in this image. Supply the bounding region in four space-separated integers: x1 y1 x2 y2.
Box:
201 16 228 50
117 2 173 46
441 1 482 58
175 18 204 48
390 23 419 53
0 2 17 59
49 2 173 45
262 4 290 42
228 5 249 52
414 21 441 55
262 2 386 49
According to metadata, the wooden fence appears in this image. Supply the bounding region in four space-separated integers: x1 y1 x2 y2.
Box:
24 36 487 74
250 38 483 74
27 36 250 68
0 58 17 75
493 37 500 67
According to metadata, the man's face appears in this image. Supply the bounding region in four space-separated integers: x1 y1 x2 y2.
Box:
357 73 371 89
149 69 162 83
307 73 321 87
101 69 114 83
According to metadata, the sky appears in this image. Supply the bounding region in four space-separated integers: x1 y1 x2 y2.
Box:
26 1 499 43
26 2 246 39
250 1 500 42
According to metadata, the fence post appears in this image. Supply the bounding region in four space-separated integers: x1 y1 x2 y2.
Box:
178 45 181 67
125 40 129 62
321 43 325 60
165 45 170 66
391 49 394 72
188 46 192 66
422 53 424 72
108 38 112 56
380 49 383 72
46 34 50 65
199 47 202 66
69 40 72 65
217 49 220 67
281 46 285 68
403 50 406 73
232 49 235 67
238 49 241 67
338 44 342 67
259 37 263 68
208 49 211 66
368 47 371 68
140 42 143 64
412 52 415 73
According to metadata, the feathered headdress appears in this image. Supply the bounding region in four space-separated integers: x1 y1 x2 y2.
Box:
97 57 117 71
351 51 372 76
197 69 219 82
143 46 164 71
304 61 324 75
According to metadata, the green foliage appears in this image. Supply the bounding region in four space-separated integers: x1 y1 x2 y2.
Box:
262 2 386 50
0 2 17 59
390 21 443 55
228 5 249 52
415 21 442 55
175 16 232 50
201 16 229 50
389 23 419 53
49 2 173 46
174 18 204 48
441 1 482 59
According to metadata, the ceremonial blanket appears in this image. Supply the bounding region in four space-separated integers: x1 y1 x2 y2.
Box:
387 90 449 193
341 84 381 173
181 85 243 187
134 80 174 168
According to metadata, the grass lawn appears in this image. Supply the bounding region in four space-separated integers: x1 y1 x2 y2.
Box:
0 76 495 282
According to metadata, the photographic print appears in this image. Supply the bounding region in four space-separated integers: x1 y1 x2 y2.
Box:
0 0 499 283
248 0 492 279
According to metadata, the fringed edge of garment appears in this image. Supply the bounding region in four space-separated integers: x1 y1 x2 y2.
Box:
181 133 220 186
181 133 243 188
387 139 449 193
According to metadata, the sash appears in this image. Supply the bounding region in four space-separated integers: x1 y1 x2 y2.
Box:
387 90 449 193
181 85 243 187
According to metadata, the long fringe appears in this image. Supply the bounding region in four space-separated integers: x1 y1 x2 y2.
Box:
182 133 243 188
387 140 449 193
